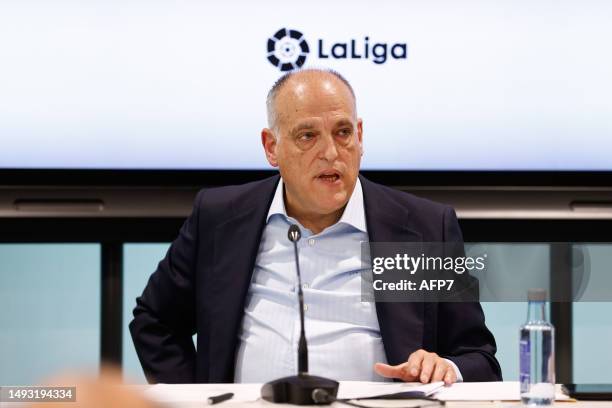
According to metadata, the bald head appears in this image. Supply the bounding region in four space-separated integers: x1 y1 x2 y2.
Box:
266 69 357 132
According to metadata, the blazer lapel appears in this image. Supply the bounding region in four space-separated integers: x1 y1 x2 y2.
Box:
207 175 280 382
360 175 426 366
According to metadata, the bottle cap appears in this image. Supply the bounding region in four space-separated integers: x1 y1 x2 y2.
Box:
528 288 547 302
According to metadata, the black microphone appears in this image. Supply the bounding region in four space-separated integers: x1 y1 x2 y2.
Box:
288 224 308 375
261 224 339 405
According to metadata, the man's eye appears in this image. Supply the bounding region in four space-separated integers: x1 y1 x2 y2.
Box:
337 128 352 137
299 132 315 141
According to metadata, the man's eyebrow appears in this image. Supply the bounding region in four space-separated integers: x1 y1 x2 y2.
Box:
335 119 354 128
290 121 318 134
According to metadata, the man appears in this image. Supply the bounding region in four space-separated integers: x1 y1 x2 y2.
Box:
130 69 501 384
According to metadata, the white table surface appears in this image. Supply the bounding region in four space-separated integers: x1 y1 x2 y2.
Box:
135 382 612 408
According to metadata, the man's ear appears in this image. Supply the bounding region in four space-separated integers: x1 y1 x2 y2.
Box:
261 128 279 167
357 118 364 156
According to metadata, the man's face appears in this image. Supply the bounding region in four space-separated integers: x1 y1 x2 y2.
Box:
262 74 363 219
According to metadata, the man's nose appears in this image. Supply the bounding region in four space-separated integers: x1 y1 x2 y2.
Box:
319 133 339 162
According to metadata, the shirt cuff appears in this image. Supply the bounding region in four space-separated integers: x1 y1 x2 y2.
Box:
443 358 463 382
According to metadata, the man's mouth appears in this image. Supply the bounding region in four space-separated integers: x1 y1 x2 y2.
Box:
316 172 341 183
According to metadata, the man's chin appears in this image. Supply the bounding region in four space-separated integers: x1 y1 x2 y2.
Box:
314 195 349 216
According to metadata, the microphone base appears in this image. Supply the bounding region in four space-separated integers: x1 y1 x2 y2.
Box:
261 374 339 405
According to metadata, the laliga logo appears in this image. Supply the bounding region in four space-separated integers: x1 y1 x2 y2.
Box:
267 28 407 72
267 28 310 72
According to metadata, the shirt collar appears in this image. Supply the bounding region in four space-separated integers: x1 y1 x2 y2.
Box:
266 176 367 233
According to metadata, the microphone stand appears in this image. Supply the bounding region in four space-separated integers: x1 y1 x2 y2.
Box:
261 224 339 405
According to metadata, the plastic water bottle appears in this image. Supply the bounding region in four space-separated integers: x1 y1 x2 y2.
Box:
520 288 555 406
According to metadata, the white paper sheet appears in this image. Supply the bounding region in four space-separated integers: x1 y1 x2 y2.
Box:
433 381 570 401
337 381 445 400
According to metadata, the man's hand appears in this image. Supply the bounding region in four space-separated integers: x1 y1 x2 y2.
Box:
374 349 457 385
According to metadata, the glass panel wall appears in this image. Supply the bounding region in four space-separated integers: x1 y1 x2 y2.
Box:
0 244 100 384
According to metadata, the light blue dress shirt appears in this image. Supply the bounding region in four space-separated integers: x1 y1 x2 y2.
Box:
234 178 389 382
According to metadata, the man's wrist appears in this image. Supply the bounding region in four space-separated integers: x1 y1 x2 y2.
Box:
443 358 463 382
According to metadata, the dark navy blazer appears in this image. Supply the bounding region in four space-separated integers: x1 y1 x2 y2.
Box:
130 174 502 383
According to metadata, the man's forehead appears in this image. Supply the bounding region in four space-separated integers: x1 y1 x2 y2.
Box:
276 101 356 132
289 116 354 131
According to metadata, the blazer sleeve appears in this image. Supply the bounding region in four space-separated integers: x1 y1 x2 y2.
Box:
438 206 503 381
129 190 203 383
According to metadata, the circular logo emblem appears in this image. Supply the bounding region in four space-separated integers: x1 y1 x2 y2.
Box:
267 28 309 72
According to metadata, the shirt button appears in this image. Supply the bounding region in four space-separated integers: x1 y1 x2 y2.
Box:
308 238 315 246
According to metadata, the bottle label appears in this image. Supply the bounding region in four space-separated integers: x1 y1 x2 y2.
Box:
520 339 530 392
